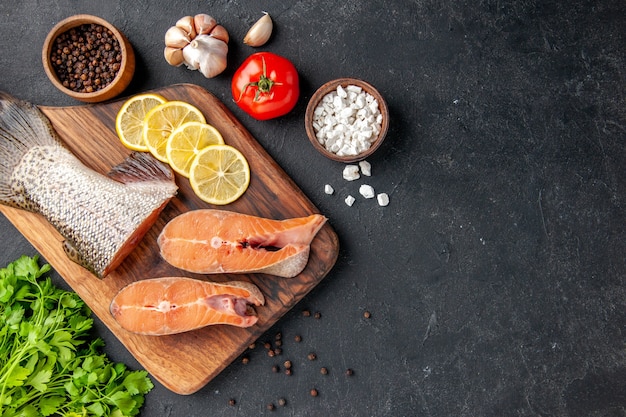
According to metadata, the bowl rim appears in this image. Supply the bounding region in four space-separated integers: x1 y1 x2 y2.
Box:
305 77 389 163
42 14 135 102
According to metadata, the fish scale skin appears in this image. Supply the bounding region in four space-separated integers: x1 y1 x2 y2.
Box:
0 92 178 277
11 146 177 276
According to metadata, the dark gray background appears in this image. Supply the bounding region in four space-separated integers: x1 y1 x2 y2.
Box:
1 1 625 416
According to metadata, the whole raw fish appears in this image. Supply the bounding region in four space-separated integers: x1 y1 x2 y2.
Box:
0 92 178 277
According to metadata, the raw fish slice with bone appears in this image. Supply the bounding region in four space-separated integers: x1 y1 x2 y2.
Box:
158 209 327 278
110 277 265 335
0 92 177 277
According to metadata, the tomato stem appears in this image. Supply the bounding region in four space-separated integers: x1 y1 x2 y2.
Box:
236 56 282 103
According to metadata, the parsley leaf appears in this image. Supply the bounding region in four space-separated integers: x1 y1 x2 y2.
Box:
0 255 154 416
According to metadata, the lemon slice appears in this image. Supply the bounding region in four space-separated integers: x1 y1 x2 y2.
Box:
115 93 167 151
143 101 206 162
165 121 225 177
189 144 251 205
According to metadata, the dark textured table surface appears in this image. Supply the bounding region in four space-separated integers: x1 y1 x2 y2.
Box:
1 1 625 416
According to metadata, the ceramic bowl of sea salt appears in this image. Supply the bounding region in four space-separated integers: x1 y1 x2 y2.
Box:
305 78 389 163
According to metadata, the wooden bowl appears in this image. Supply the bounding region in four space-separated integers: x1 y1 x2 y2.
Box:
305 78 389 163
42 14 135 103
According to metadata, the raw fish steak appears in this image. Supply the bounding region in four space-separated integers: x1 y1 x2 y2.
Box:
158 209 327 278
110 277 264 335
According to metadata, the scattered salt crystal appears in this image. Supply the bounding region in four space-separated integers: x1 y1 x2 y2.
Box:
377 193 389 206
359 160 371 176
342 165 360 181
345 195 356 206
324 184 334 195
359 184 375 199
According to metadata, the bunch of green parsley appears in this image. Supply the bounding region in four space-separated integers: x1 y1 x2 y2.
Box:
0 255 153 416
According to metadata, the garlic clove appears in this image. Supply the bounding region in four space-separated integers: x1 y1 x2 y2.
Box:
182 34 228 78
176 15 197 39
210 25 230 43
243 12 273 47
165 26 191 48
164 46 185 67
194 14 217 36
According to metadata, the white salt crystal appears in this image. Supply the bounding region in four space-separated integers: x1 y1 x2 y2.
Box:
345 195 356 206
324 184 334 195
359 184 375 199
377 193 389 206
342 165 360 181
340 106 355 119
359 160 371 176
332 95 344 109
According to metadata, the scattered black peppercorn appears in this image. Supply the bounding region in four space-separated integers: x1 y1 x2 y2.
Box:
320 367 328 375
274 347 282 355
275 332 282 340
284 360 292 369
294 335 302 342
272 365 279 373
278 398 287 407
264 342 272 349
364 311 371 319
345 368 354 376
267 403 275 411
241 356 250 365
268 349 275 357
285 368 292 376
275 339 283 347
302 309 311 317
310 388 318 397
248 343 256 350
314 311 321 319
307 352 317 361
228 398 236 406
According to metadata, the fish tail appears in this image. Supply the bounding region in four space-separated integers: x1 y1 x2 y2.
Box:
0 92 61 205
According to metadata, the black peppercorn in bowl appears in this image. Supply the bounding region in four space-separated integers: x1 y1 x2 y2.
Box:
42 14 135 103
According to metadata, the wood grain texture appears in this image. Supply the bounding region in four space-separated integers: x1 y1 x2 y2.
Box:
0 84 339 395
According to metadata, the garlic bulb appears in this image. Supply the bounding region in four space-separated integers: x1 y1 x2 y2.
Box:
163 14 229 78
183 35 228 78
244 12 273 47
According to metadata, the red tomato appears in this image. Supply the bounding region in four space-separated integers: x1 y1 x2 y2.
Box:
231 52 300 120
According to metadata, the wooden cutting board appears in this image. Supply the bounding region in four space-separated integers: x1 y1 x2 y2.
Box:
0 83 339 395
